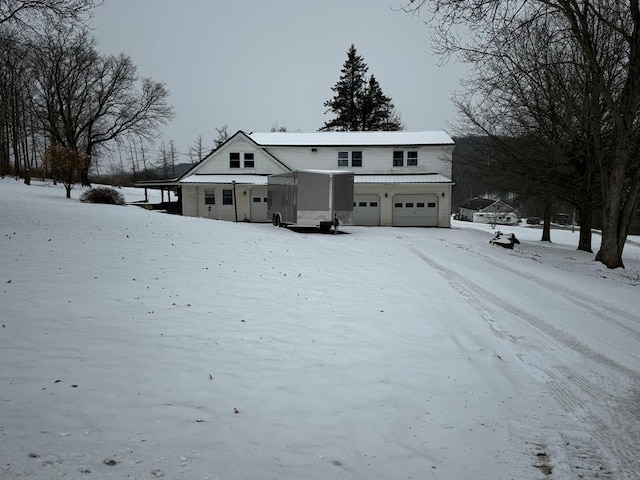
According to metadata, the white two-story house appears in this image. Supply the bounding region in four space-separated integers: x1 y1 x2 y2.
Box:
178 130 454 227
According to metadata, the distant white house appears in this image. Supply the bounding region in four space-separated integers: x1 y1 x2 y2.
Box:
177 130 455 227
457 198 518 225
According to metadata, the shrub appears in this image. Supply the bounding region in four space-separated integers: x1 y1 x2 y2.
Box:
80 186 125 205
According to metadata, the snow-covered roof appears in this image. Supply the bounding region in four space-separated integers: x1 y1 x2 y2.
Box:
248 131 454 147
355 174 452 184
179 174 268 185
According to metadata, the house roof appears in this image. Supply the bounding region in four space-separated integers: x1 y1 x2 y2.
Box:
248 131 454 147
479 200 516 213
178 173 452 185
175 131 291 181
458 198 496 210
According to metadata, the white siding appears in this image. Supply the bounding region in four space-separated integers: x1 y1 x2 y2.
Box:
260 145 452 177
182 185 198 217
194 137 287 176
182 184 254 222
185 182 451 226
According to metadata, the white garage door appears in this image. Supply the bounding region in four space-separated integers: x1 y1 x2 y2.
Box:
392 194 439 227
250 187 269 222
353 194 380 226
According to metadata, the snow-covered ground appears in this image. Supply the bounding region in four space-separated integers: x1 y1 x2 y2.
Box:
1 178 639 480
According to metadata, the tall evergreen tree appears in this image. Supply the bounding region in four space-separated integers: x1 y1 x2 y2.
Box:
360 75 403 131
321 45 402 131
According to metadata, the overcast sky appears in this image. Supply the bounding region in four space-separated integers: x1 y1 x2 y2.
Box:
90 0 467 159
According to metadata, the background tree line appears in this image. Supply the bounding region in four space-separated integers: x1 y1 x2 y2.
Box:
0 0 174 188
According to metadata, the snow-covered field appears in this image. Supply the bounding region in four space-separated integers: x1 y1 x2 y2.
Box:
1 178 639 480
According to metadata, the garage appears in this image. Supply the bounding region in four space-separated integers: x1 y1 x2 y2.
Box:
250 187 269 222
353 194 380 226
392 194 439 227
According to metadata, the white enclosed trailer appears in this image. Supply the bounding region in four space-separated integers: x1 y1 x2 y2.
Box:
268 170 354 231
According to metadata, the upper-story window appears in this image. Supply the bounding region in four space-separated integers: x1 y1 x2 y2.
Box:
393 151 404 167
229 152 240 168
392 150 418 167
338 151 363 168
230 152 255 168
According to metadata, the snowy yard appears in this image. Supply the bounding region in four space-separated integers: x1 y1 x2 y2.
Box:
1 178 639 479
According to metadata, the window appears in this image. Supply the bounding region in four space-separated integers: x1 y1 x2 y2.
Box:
229 152 240 168
394 202 403 208
351 151 362 167
417 202 425 208
406 203 414 208
370 202 378 207
252 197 261 203
222 189 233 205
427 202 436 208
204 189 215 205
338 151 362 167
392 150 418 167
359 201 367 207
244 153 254 168
393 151 404 167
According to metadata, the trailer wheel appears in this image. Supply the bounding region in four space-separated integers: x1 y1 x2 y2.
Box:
272 214 281 227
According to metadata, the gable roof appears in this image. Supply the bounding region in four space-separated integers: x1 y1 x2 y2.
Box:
479 200 516 213
176 130 290 180
248 131 454 147
459 198 516 212
458 198 496 210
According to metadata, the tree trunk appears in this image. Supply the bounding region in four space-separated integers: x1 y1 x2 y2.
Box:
65 184 71 198
541 200 552 242
595 160 628 268
576 189 593 253
80 166 91 187
577 206 593 253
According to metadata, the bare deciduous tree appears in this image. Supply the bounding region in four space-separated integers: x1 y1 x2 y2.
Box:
0 0 98 26
403 0 640 268
188 135 206 164
213 124 229 149
30 25 174 186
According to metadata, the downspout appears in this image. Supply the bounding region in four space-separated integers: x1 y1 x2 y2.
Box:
233 181 238 222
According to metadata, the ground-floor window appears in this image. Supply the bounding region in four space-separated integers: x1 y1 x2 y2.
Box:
204 189 215 204
222 189 233 205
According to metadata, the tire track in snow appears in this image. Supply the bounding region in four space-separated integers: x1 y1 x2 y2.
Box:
404 242 640 479
460 242 640 343
406 244 639 381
